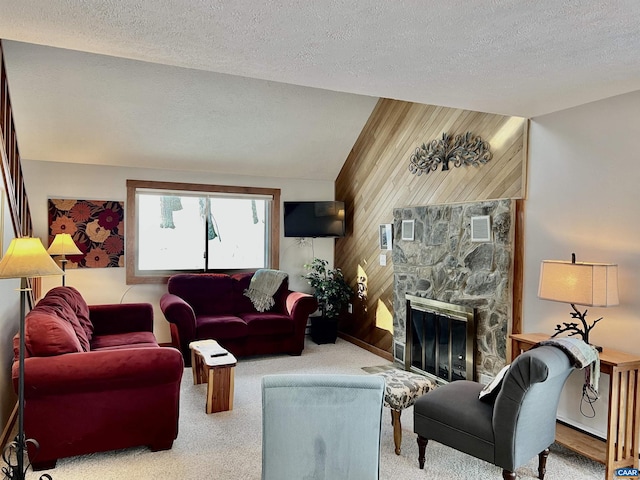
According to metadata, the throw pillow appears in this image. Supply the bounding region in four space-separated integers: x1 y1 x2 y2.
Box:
478 364 510 403
37 296 90 352
25 310 83 356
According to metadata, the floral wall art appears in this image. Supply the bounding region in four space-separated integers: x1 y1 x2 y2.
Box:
48 199 125 268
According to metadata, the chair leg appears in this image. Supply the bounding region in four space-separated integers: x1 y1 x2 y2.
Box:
502 470 516 480
538 448 550 479
417 435 428 469
391 409 402 455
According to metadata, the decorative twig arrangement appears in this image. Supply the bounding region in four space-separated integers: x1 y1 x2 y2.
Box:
408 132 492 176
551 303 602 344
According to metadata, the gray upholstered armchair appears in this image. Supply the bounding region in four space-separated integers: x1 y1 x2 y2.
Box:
413 345 574 480
261 374 385 480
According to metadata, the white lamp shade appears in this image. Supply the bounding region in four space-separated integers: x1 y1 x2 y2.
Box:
538 260 619 307
0 237 65 279
47 233 82 256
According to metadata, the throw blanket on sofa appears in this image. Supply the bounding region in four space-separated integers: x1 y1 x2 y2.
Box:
538 337 600 395
244 269 288 312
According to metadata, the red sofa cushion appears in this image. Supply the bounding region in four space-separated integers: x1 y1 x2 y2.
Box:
240 312 295 336
167 274 234 315
196 315 248 340
90 331 158 350
24 310 83 357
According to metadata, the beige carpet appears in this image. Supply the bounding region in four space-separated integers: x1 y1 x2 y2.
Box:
30 338 604 479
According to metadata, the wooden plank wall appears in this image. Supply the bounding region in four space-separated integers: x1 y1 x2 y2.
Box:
335 98 528 354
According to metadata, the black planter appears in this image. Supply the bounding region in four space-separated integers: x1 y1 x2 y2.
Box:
310 316 338 345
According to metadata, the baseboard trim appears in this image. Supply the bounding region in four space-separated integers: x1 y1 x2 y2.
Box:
337 332 393 362
1 402 17 450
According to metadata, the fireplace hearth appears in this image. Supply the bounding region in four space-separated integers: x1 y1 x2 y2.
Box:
405 295 475 384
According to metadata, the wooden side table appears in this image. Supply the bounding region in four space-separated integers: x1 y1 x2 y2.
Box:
511 333 640 480
190 339 237 414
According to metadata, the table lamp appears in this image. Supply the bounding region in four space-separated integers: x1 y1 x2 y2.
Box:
47 233 82 286
538 253 619 350
0 237 63 480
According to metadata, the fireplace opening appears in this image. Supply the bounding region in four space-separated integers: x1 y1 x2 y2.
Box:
405 295 476 384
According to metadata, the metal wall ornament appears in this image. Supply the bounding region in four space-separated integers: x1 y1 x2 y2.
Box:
408 132 493 176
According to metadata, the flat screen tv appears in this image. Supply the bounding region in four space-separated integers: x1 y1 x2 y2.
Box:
284 201 346 238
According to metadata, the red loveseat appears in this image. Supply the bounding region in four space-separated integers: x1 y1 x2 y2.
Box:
160 272 318 365
12 286 184 470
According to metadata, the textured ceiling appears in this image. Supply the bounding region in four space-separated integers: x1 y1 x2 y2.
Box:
1 1 640 179
2 42 376 180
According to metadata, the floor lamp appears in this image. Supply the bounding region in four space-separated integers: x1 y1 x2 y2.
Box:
0 237 63 480
46 233 82 286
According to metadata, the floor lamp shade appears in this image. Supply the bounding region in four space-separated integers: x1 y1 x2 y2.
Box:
0 237 65 279
538 260 619 307
47 233 81 286
47 233 82 257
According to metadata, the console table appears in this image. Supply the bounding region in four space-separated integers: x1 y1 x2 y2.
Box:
511 333 640 480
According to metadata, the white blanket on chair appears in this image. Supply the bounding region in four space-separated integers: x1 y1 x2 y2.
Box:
539 337 600 394
243 269 288 312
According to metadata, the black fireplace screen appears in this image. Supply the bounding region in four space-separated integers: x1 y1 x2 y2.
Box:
405 295 475 383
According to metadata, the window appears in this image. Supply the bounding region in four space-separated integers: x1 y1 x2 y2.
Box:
126 180 280 284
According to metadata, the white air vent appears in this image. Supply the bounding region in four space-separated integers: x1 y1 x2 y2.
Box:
401 219 415 241
471 216 491 242
393 342 405 363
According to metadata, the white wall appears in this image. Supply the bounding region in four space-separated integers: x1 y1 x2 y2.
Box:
22 160 337 343
525 90 640 437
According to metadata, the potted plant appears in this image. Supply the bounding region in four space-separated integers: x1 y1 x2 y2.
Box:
303 258 354 344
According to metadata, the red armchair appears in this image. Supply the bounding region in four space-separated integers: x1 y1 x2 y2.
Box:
12 286 184 470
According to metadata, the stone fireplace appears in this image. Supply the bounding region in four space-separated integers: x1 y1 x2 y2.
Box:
393 199 515 379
